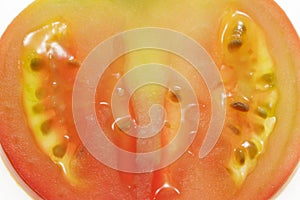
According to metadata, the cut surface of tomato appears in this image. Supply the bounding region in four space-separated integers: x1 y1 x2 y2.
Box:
0 0 299 200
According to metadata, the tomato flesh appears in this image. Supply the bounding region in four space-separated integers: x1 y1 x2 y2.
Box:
0 0 299 200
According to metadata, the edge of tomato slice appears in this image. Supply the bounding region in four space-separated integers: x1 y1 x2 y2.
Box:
0 0 299 199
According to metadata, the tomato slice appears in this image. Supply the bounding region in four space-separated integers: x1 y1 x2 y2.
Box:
0 0 299 200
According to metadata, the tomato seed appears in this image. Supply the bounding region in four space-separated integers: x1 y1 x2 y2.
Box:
260 73 275 88
230 102 249 112
40 119 53 135
234 148 245 165
242 141 258 159
32 103 46 113
168 91 180 103
235 21 247 33
228 39 243 50
53 144 67 158
228 124 241 135
257 106 268 118
228 21 246 51
30 57 45 71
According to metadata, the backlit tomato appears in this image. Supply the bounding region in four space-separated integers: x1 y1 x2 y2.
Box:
0 0 299 200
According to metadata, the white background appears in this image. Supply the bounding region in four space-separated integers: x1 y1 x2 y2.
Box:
0 0 299 199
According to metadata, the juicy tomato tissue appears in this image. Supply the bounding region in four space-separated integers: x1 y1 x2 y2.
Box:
0 0 299 200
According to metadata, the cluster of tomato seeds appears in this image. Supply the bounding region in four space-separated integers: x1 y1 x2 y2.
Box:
21 22 79 181
220 11 278 185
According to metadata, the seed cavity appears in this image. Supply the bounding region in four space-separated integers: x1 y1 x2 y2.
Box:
230 101 249 112
22 21 79 183
221 11 278 186
30 57 45 71
53 144 67 158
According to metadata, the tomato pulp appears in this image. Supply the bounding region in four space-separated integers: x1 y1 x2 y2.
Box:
0 0 300 200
